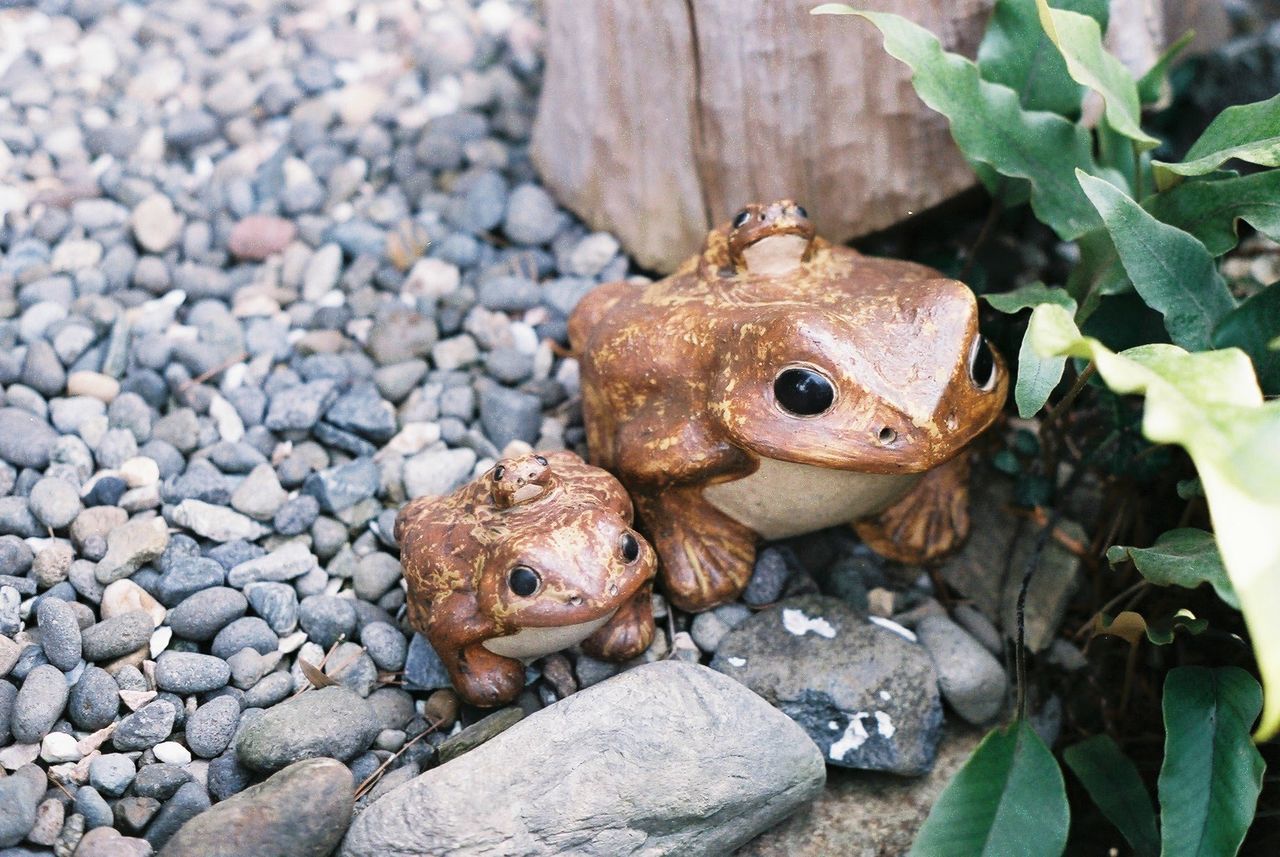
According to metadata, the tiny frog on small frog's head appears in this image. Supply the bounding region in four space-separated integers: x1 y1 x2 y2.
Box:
394 451 656 707
568 199 1008 613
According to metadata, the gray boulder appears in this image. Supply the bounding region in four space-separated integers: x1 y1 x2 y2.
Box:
159 757 353 856
711 595 942 775
340 661 825 857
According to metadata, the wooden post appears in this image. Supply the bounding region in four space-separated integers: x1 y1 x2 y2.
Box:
533 0 1167 273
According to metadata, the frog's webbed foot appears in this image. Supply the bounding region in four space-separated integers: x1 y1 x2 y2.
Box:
438 641 526 708
853 454 971 565
636 488 758 613
581 582 655 660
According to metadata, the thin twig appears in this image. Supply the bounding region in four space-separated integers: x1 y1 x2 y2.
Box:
353 717 445 800
178 350 248 392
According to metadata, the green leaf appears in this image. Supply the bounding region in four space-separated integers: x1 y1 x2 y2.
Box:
1106 527 1238 609
977 0 1106 116
910 720 1069 857
984 283 1079 417
1136 30 1195 106
1159 667 1265 857
1153 93 1280 189
1028 304 1280 739
812 6 1102 240
1034 0 1159 150
1145 608 1209 645
1144 169 1280 257
1213 282 1280 395
1063 735 1159 857
1077 171 1236 350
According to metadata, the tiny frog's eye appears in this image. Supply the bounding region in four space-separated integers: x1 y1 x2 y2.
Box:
492 465 505 481
620 531 640 563
793 204 808 219
508 565 541 597
969 336 997 391
534 455 548 466
773 367 836 416
732 208 752 229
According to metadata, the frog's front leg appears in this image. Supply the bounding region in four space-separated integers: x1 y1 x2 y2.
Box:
853 453 972 565
581 582 655 660
634 487 758 613
434 638 526 708
422 591 525 707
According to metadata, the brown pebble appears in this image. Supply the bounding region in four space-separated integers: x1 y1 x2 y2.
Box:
423 689 459 729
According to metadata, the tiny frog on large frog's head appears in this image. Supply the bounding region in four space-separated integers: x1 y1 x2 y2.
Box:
568 200 1008 613
395 451 656 707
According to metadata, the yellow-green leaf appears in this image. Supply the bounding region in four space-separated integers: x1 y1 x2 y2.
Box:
1034 0 1159 151
1029 303 1280 740
984 284 1078 417
1153 93 1280 189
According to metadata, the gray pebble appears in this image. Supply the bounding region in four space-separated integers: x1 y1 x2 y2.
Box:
13 663 69 743
155 651 232 694
75 785 114 829
29 477 82 529
144 781 211 848
477 382 541 448
916 614 1008 726
89 753 137 798
243 581 298 635
168 586 248 641
131 763 193 801
113 699 177 751
81 610 153 661
235 685 378 770
742 547 791 606
299 595 356 648
360 621 407 672
37 596 82 670
67 665 119 730
0 408 58 469
211 616 278 660
186 694 242 759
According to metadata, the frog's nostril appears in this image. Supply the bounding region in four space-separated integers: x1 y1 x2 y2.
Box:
569 595 584 606
877 426 897 445
608 583 618 597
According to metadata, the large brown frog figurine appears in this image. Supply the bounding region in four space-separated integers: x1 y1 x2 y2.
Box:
569 200 1008 613
395 451 657 706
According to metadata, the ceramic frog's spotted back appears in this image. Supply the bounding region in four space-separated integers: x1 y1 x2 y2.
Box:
395 451 656 706
569 200 1008 613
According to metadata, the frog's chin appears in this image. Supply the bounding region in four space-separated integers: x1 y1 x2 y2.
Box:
481 611 617 662
741 233 810 276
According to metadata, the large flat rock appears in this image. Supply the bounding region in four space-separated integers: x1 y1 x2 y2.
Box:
340 661 825 857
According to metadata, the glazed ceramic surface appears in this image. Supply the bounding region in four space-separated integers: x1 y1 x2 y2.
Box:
395 451 656 706
569 200 1008 612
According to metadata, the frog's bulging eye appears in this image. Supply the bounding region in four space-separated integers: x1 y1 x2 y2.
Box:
970 336 997 391
774 367 835 416
508 565 541 597
534 455 548 466
492 465 505 481
793 205 808 219
620 532 640 563
732 209 752 229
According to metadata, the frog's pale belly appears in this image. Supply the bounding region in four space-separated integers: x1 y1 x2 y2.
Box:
704 458 922 540
482 611 616 661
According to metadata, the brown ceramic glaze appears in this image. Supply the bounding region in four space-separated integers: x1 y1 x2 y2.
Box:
568 199 1008 613
395 451 656 707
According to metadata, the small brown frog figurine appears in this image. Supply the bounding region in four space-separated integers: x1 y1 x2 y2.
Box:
569 200 1008 613
395 451 657 706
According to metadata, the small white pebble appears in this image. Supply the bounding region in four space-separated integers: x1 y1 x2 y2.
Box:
153 741 192 766
726 656 747 667
120 456 160 488
149 626 172 658
869 616 918 642
781 608 837 639
40 732 81 764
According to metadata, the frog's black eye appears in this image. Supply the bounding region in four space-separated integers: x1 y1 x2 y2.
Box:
793 205 808 219
970 336 997 391
492 465 505 481
620 532 640 563
534 455 548 466
508 565 541 597
774 367 835 416
732 209 752 229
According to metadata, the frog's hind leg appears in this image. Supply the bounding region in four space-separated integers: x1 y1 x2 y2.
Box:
853 453 972 565
635 488 758 613
582 582 655 660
